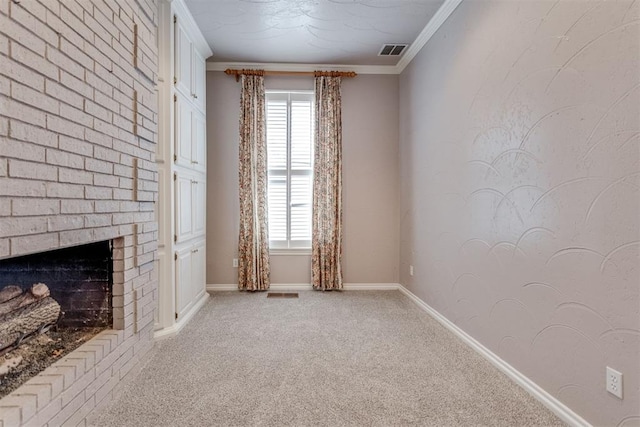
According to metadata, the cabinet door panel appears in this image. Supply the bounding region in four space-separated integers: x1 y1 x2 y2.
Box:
157 168 166 246
175 173 193 242
191 239 206 302
174 19 192 97
193 48 206 111
192 112 206 173
154 256 162 329
175 247 193 319
174 93 192 168
192 176 206 237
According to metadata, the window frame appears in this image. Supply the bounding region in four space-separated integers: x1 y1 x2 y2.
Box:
266 90 315 254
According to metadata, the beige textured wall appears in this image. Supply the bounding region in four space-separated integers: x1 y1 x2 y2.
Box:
398 1 639 425
206 72 399 284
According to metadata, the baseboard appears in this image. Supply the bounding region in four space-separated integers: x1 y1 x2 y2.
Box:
206 283 400 292
153 291 210 340
343 283 399 290
206 283 237 291
396 284 591 427
270 283 313 291
206 283 312 291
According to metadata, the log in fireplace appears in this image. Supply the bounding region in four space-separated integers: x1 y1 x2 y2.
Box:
0 283 61 353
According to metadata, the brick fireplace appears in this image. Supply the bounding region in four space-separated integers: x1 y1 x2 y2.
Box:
0 0 160 424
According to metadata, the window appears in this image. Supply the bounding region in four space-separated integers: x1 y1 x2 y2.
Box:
266 91 314 251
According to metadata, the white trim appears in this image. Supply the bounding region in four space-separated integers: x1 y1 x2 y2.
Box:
395 0 463 73
343 283 399 290
207 283 313 291
204 0 463 75
396 284 591 427
170 0 213 58
269 250 312 256
155 0 175 332
206 62 397 75
154 291 209 340
206 284 238 292
270 283 313 291
206 283 399 291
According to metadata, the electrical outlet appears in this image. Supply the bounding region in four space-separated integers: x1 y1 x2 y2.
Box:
232 258 238 268
606 367 623 399
409 265 414 276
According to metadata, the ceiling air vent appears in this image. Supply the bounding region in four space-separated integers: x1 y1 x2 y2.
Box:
378 44 408 56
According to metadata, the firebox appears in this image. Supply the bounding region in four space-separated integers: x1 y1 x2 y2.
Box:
0 241 113 328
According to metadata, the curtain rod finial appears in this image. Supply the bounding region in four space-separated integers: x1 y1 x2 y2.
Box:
224 68 240 82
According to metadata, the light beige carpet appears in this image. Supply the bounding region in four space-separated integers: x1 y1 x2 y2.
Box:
89 291 564 426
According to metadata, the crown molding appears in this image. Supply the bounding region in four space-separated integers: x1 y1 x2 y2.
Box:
395 0 463 73
206 62 398 75
170 0 213 58
203 0 462 75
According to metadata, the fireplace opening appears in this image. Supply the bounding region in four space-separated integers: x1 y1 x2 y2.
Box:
0 241 113 397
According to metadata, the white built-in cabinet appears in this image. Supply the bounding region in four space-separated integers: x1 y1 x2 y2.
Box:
193 50 206 111
175 239 205 319
174 92 206 173
156 0 212 337
174 18 206 112
174 172 206 242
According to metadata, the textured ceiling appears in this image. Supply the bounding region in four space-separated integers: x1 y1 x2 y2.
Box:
184 0 446 65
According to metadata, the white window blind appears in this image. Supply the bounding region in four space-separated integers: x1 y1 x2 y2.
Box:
266 91 314 250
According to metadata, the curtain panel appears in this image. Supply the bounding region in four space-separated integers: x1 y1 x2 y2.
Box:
238 74 270 291
312 76 344 291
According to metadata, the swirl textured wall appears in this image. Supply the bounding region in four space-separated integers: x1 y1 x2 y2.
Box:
398 1 639 425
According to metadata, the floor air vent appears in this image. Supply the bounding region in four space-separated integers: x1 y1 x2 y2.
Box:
267 292 299 298
379 44 408 56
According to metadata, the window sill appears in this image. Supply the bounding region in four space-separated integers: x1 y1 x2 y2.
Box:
269 249 312 256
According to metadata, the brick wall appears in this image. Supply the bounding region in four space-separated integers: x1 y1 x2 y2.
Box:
0 0 159 424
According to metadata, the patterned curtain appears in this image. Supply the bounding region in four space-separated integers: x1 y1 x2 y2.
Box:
238 74 270 291
312 76 343 291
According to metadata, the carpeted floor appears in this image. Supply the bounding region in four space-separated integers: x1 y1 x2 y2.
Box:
88 291 564 426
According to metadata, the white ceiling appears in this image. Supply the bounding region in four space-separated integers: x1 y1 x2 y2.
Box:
184 0 447 66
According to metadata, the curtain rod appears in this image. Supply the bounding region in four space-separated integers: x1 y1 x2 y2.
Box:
224 68 357 82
